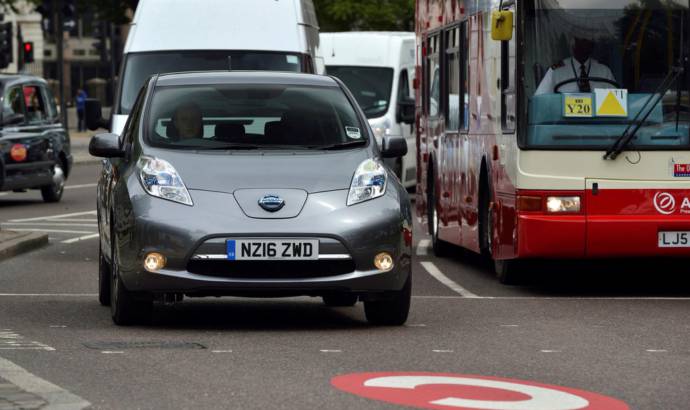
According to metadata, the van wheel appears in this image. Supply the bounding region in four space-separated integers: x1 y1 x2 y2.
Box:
364 276 411 326
40 162 65 203
323 294 358 307
98 246 111 306
428 172 453 257
110 244 152 326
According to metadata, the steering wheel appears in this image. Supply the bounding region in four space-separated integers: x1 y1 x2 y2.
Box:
554 77 621 93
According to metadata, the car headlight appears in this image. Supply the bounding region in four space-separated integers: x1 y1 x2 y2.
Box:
546 196 580 213
347 159 387 206
137 156 193 206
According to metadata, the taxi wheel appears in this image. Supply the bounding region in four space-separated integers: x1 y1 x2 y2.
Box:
98 246 111 306
323 294 358 307
40 162 65 203
364 276 411 326
110 245 152 326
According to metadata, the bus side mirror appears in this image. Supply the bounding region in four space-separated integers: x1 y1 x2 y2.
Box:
85 98 109 131
491 10 513 41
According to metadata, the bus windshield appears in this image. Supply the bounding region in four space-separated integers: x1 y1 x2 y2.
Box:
325 66 394 119
118 51 304 115
523 0 690 149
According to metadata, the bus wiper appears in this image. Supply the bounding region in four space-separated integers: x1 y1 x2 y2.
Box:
603 66 684 160
316 140 368 150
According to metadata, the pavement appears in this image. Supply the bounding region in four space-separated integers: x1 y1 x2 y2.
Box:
0 164 689 409
69 130 100 166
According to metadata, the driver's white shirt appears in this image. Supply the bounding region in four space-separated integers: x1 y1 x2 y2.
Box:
535 57 616 95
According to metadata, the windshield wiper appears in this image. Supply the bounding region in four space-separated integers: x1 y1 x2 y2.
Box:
603 66 685 160
315 140 368 150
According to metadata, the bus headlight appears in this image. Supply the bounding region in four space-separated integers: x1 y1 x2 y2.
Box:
546 196 581 213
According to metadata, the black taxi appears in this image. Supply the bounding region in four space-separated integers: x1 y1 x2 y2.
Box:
0 74 71 202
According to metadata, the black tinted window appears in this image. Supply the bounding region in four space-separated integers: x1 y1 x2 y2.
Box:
326 66 394 118
119 51 304 115
146 83 365 150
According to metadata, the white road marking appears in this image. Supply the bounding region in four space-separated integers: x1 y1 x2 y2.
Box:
320 349 342 353
0 293 97 297
432 349 454 353
3 222 98 227
211 350 233 353
35 219 97 223
406 324 427 327
413 295 690 301
0 355 90 409
540 350 562 353
8 210 96 223
420 261 480 298
416 239 430 256
64 183 97 190
0 330 54 351
61 233 100 244
8 228 94 235
49 325 67 328
646 349 668 353
101 351 124 354
500 324 520 327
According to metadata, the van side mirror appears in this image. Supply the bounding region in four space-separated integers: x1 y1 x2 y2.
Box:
397 97 415 125
491 10 513 41
85 98 109 131
89 133 124 158
381 135 408 159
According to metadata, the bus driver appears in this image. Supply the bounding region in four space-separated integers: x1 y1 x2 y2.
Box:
535 37 616 95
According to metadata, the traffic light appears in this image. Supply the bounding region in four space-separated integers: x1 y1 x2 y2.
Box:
0 22 12 69
23 42 34 63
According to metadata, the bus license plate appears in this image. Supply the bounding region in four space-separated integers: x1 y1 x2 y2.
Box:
658 231 690 248
226 239 319 260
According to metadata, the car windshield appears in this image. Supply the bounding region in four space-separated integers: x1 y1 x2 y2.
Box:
118 51 304 115
523 0 690 149
326 66 394 118
145 83 366 150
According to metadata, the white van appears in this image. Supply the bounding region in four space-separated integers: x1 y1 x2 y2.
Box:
320 32 416 188
88 0 321 134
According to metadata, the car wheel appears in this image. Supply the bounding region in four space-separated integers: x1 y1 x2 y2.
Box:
428 174 452 257
364 276 411 326
98 246 111 306
40 162 65 203
110 244 152 326
322 294 358 307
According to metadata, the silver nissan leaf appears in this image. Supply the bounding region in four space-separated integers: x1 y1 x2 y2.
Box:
90 71 413 326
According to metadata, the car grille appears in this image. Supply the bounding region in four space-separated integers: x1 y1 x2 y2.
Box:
186 259 356 279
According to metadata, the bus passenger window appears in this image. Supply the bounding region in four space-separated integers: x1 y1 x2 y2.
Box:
446 27 460 131
427 35 440 118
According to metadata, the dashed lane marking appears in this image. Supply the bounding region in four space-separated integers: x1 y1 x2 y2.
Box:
0 331 54 351
0 356 90 409
416 239 430 256
8 210 96 223
419 261 480 298
60 233 99 244
64 183 97 190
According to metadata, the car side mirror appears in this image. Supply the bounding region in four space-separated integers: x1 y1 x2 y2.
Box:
85 98 109 131
89 133 124 158
397 97 415 125
3 112 24 125
381 135 408 159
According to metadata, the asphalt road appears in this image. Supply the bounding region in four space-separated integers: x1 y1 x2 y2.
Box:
0 163 689 409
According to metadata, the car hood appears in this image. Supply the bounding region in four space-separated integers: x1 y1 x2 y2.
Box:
153 149 370 194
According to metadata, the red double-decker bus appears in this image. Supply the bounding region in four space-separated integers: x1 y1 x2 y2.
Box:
415 0 690 283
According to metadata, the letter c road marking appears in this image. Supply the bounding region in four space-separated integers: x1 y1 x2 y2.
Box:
331 372 629 410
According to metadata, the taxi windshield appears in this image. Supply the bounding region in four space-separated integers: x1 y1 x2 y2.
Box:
523 0 690 149
145 83 366 150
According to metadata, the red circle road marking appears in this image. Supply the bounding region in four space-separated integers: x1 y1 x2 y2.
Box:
331 372 629 410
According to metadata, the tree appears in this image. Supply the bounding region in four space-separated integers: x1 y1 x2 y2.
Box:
314 0 415 32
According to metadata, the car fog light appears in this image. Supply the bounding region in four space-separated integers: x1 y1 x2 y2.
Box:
144 253 166 272
546 196 581 213
374 252 394 272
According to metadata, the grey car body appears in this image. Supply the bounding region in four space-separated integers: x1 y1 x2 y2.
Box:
92 71 413 325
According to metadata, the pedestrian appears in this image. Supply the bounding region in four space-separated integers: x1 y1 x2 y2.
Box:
75 88 87 132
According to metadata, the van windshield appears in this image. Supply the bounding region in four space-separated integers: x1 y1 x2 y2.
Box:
326 66 394 118
118 51 304 114
145 84 366 150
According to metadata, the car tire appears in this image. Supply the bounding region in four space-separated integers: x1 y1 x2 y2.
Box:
364 276 411 326
98 246 111 306
40 162 65 203
428 173 453 257
110 245 152 326
323 294 358 307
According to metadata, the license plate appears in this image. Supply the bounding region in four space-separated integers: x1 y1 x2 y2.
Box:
226 239 319 260
658 231 690 248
